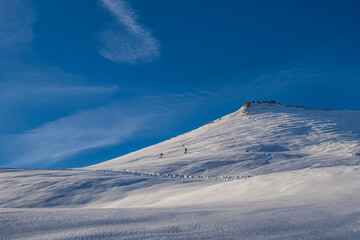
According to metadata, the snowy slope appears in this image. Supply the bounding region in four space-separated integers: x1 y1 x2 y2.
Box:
2 101 360 239
88 101 360 176
1 165 360 209
2 204 360 240
2 165 360 239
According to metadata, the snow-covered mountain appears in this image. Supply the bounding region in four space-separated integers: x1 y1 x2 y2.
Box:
2 101 360 239
88 101 360 176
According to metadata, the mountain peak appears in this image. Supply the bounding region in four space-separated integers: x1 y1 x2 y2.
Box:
235 101 331 118
240 100 315 114
89 101 360 177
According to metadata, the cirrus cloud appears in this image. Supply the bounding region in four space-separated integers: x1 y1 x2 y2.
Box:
97 0 160 63
0 0 34 55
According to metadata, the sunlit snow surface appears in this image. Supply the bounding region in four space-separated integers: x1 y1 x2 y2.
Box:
2 102 360 239
89 102 360 176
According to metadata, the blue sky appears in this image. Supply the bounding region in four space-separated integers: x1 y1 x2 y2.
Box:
0 0 359 168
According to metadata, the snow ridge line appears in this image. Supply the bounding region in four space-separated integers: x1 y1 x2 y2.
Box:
97 168 253 181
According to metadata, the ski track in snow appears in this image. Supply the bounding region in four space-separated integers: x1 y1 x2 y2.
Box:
95 168 253 181
1 167 253 181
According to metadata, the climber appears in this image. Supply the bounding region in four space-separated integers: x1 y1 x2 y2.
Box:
184 148 187 154
159 153 163 158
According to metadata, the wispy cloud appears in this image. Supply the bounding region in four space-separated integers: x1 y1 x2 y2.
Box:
0 102 154 167
0 81 120 102
0 90 217 168
0 61 122 135
97 0 160 63
0 0 161 167
0 0 34 54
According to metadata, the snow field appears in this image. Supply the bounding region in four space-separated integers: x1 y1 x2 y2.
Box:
2 204 360 240
2 102 360 239
1 165 360 209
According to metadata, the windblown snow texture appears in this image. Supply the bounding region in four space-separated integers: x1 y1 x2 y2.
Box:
1 101 360 239
89 101 360 176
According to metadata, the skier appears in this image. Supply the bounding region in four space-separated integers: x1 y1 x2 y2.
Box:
159 153 163 158
184 148 187 154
